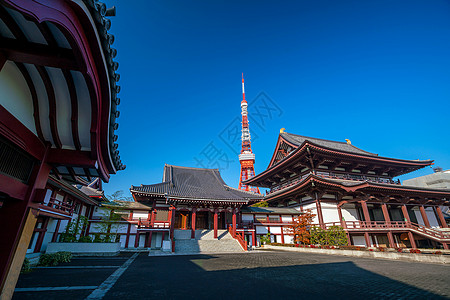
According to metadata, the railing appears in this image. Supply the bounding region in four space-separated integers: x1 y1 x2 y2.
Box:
240 220 294 228
137 220 170 229
318 221 450 241
228 225 247 251
47 197 74 214
268 172 400 194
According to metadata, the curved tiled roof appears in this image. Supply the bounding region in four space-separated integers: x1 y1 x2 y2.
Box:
83 0 125 171
130 165 263 201
282 132 378 156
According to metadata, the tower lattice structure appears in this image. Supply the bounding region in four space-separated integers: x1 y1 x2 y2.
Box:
238 74 260 194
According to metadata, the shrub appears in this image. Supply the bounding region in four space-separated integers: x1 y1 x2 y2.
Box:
39 251 72 266
434 251 442 255
409 249 421 254
21 257 32 274
395 248 403 253
377 247 386 252
78 235 93 243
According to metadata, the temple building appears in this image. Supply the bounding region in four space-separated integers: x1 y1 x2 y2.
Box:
0 0 124 296
128 164 301 251
244 130 450 249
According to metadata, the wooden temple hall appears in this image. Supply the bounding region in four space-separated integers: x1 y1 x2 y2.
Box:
130 165 264 247
244 130 450 249
0 0 124 297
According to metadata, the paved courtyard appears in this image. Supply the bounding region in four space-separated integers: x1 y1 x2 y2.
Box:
13 250 450 299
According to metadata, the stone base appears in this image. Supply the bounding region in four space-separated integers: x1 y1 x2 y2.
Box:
46 242 121 256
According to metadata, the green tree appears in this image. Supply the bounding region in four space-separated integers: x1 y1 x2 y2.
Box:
252 200 269 207
106 190 132 202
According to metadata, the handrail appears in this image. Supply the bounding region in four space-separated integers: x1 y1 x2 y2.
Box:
228 225 247 251
137 220 170 229
47 197 74 214
316 221 450 240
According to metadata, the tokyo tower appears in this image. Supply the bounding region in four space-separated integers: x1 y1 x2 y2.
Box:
238 74 260 194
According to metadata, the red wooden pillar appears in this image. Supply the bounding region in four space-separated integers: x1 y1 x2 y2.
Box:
387 232 395 248
151 209 157 227
146 231 153 248
214 209 218 239
134 232 140 248
252 230 256 247
315 200 324 228
408 232 417 248
51 219 61 242
232 209 237 237
360 201 371 225
34 218 49 253
169 206 175 239
337 205 346 229
381 203 391 224
191 208 197 239
443 243 449 250
125 223 131 248
419 206 431 227
0 155 51 296
435 206 448 228
401 205 411 223
364 232 372 247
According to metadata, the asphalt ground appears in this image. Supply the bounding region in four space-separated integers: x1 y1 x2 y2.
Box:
13 250 450 299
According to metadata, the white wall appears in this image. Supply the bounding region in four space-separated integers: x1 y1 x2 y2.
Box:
302 203 318 224
352 235 366 247
133 212 149 220
0 61 37 135
426 208 440 227
256 226 268 234
281 216 292 222
242 214 254 221
341 205 359 222
321 202 340 223
284 235 294 244
270 226 281 234
413 209 425 226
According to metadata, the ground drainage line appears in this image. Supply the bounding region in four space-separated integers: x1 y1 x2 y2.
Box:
85 252 139 300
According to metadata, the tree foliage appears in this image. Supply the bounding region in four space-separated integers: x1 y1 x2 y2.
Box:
252 200 269 207
95 208 125 243
59 215 89 243
106 190 132 202
285 209 315 245
310 225 347 246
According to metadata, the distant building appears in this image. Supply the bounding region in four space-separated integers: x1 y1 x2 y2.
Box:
245 131 450 250
128 164 301 251
403 170 450 189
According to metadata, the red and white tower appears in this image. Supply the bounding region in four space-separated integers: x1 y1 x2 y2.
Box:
238 74 260 194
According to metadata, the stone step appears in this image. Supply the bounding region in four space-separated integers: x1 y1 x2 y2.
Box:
174 239 243 254
174 229 233 240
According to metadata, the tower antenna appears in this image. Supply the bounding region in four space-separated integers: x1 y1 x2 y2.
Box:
238 74 260 194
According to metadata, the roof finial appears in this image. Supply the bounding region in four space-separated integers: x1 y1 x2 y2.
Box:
345 139 351 145
280 128 285 134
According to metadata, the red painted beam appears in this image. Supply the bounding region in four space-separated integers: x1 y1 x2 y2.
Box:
0 105 46 160
0 173 28 200
47 148 96 167
0 37 79 70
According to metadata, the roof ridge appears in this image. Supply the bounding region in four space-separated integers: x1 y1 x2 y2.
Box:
164 164 219 171
282 131 377 156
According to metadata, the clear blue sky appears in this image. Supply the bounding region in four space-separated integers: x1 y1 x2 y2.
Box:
102 0 450 197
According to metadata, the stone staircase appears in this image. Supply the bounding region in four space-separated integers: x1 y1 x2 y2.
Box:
173 229 244 254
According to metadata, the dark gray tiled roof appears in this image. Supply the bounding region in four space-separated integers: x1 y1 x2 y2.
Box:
241 207 301 214
80 186 103 197
130 165 263 201
282 132 378 156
